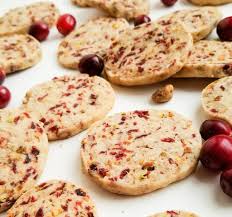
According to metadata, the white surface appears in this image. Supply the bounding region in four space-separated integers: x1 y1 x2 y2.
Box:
0 0 232 216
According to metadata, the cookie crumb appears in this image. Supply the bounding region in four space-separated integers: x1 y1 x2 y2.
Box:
152 84 174 103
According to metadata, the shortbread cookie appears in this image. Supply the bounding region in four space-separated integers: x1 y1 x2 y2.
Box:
22 75 115 141
72 0 90 7
174 41 232 78
0 34 42 74
58 17 129 69
93 0 150 20
0 109 48 213
0 1 59 36
150 210 199 217
188 0 232 5
202 77 232 125
105 21 193 86
7 180 96 217
160 7 221 42
81 110 201 195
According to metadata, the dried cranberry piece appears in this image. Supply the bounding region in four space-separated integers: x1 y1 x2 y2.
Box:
75 188 86 196
35 208 44 217
31 147 40 156
89 164 97 171
120 169 130 179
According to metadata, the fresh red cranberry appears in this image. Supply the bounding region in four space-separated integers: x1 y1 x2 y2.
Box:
134 15 151 26
0 68 6 85
29 22 49 41
220 168 232 197
200 119 232 140
217 16 232 41
0 86 11 108
79 54 104 76
200 135 232 171
57 14 76 36
161 0 177 6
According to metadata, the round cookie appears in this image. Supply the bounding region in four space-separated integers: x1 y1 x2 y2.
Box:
0 34 42 74
150 210 199 217
81 110 202 195
0 2 59 36
22 74 115 141
91 0 150 20
71 0 91 7
188 0 232 5
7 180 96 217
105 21 193 86
0 109 48 213
58 17 129 69
202 76 232 125
159 7 221 42
174 40 232 78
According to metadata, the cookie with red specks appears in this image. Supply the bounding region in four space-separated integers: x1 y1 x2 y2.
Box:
150 210 199 217
188 0 232 5
105 21 193 86
0 34 42 74
81 110 201 195
0 109 48 213
22 75 115 141
0 1 59 36
71 0 150 20
57 17 129 70
174 41 232 78
7 180 96 217
202 77 232 125
159 7 221 42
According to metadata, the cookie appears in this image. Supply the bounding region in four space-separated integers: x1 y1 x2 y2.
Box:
188 0 232 5
0 1 59 36
71 0 91 7
81 110 201 195
58 17 129 70
0 34 42 74
22 75 115 141
150 210 199 217
202 76 232 125
7 180 96 217
0 109 48 212
105 21 193 86
159 7 221 42
92 0 150 20
174 40 232 78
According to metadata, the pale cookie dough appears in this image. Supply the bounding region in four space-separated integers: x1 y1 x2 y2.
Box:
0 34 42 74
22 75 115 141
150 210 199 217
0 1 59 36
7 180 96 217
159 7 221 42
58 17 129 69
174 41 232 78
0 109 48 213
81 110 202 195
105 21 193 86
188 0 232 5
202 76 232 125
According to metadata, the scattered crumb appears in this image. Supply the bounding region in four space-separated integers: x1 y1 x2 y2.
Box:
152 84 174 103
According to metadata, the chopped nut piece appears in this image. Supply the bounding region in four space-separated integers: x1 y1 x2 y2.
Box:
152 84 174 103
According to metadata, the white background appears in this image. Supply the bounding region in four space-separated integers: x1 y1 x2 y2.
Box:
1 0 232 216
